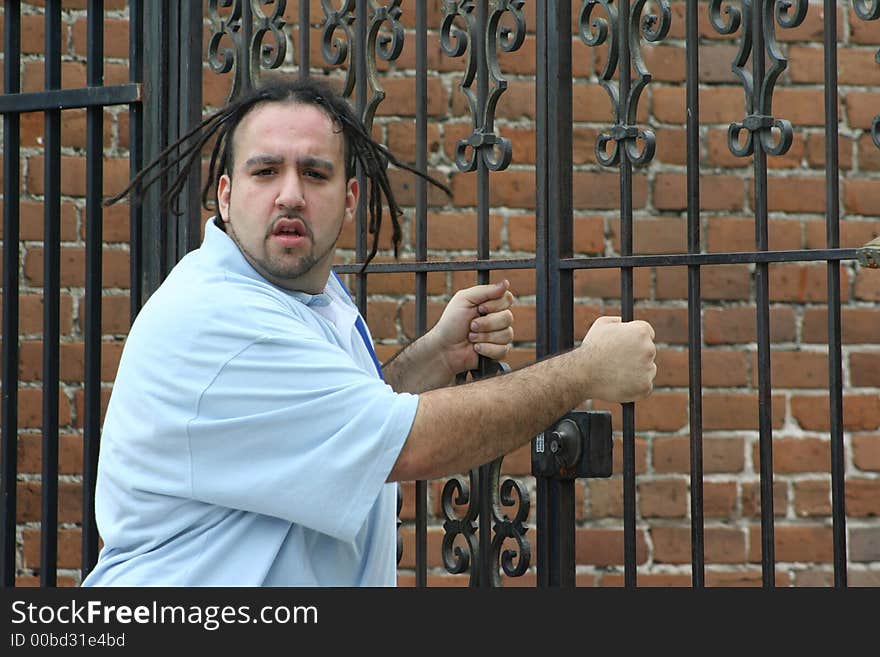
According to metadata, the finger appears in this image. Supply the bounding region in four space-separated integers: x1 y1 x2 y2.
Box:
470 309 513 333
634 319 655 340
596 315 621 326
468 327 514 346
477 290 515 315
473 341 511 360
457 279 510 308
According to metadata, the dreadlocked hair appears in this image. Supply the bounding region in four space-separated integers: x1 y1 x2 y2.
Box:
105 76 451 271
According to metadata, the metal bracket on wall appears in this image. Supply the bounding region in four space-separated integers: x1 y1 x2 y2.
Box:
532 410 613 480
858 236 880 268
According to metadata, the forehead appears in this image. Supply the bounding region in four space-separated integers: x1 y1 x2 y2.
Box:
232 101 344 164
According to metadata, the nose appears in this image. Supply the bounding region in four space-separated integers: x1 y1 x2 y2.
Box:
276 171 306 211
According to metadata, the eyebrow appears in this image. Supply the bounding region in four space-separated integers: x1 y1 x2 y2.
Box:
243 154 335 172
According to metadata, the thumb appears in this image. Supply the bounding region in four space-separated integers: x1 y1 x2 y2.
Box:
457 279 510 307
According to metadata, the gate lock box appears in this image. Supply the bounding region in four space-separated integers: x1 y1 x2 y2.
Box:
532 410 613 479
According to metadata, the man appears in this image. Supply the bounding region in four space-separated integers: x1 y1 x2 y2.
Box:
83 77 656 587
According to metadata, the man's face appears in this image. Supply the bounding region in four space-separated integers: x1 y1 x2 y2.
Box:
217 101 358 294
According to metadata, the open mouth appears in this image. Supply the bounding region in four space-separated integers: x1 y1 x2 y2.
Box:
273 218 308 238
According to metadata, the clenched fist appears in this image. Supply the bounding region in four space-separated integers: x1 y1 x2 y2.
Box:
579 316 657 403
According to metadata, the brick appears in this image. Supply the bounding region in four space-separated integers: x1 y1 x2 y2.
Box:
364 267 446 297
703 481 737 518
586 478 623 518
654 173 745 211
70 17 132 59
72 388 112 429
592 391 688 432
707 217 803 252
18 340 125 383
704 306 796 344
805 133 854 171
850 528 880 562
741 481 787 518
702 392 786 430
17 433 84 475
845 92 880 130
769 263 850 303
850 353 880 387
24 247 130 288
656 264 751 300
25 155 133 199
653 348 749 387
422 212 502 251
854 268 880 302
17 388 73 429
751 350 829 389
651 526 746 564
11 294 75 336
22 528 82 570
75 295 131 335
853 434 880 472
0 200 79 241
847 479 880 517
764 175 827 213
573 268 651 300
844 179 880 216
803 308 880 344
752 437 831 474
706 569 791 587
653 436 745 474
638 478 687 518
748 525 834 563
805 220 879 250
572 173 648 211
574 528 648 566
16 480 83 523
791 394 880 431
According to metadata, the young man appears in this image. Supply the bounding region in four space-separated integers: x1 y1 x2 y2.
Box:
82 78 656 587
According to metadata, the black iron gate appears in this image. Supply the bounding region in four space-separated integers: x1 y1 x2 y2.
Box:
2 0 879 588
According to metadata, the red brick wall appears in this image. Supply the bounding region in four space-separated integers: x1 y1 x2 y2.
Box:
1 0 879 587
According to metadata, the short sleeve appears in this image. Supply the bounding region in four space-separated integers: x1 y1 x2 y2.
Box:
185 331 418 542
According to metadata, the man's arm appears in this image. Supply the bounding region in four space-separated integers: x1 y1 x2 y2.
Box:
387 316 657 482
381 280 515 394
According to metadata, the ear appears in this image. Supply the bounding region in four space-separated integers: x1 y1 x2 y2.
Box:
217 174 232 224
344 177 359 224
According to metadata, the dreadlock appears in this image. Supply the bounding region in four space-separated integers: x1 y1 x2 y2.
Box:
105 76 451 270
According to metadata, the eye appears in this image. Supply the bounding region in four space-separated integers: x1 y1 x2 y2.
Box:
253 167 276 177
304 169 328 180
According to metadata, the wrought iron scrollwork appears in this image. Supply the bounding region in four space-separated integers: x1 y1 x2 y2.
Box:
208 0 288 101
441 0 526 172
854 0 880 148
580 0 670 167
441 361 530 586
319 1 404 126
321 0 357 97
709 0 808 157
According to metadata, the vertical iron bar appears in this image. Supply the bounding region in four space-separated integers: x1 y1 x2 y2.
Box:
475 0 493 588
823 0 847 588
166 4 181 274
355 0 368 317
1 0 22 589
129 0 144 320
81 0 105 579
179 1 203 256
535 0 575 587
41 0 63 587
752 0 776 589
142 0 170 301
414 0 428 588
299 0 310 77
618 0 637 590
685 0 705 588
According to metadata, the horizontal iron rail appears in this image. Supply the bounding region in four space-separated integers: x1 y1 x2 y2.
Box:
333 248 860 275
0 83 141 113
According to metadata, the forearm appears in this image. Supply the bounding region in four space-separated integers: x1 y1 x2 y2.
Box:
388 348 590 481
382 334 455 394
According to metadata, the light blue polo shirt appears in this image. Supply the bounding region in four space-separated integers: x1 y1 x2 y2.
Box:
82 218 418 586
